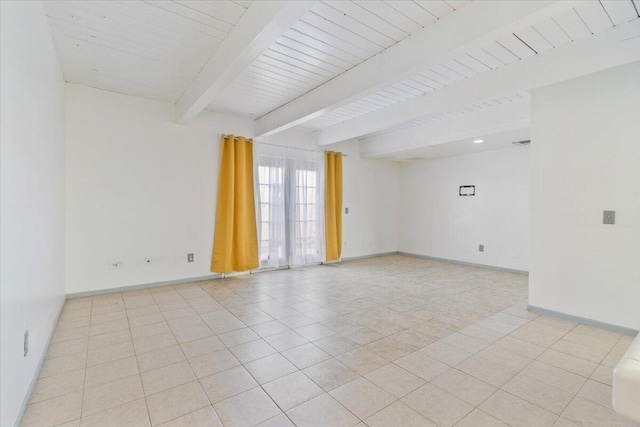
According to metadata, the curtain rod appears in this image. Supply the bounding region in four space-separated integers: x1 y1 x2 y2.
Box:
221 134 253 142
221 134 348 157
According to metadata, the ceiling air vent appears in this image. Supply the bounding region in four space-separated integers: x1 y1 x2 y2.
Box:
512 140 531 146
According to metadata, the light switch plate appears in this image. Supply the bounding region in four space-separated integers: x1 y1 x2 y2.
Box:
603 210 615 225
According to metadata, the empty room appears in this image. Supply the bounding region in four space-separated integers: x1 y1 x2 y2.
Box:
2 0 640 426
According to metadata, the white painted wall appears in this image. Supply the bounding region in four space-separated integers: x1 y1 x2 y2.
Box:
65 84 254 294
0 2 66 426
530 62 640 330
398 147 530 271
324 140 401 259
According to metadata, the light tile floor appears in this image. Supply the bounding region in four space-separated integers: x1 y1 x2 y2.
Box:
22 255 639 427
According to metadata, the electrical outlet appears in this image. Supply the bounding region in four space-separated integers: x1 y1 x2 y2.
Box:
344 241 347 246
479 244 484 252
24 330 28 357
144 257 152 266
345 207 349 214
187 253 194 262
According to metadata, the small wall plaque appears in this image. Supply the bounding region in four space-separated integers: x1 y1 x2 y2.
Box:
459 185 475 196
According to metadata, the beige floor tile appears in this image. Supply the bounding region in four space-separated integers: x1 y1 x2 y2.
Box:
91 311 127 326
87 341 134 367
264 331 309 352
295 323 336 341
146 381 210 426
494 335 546 358
131 322 171 339
85 356 139 388
561 396 637 426
88 329 132 350
503 374 574 415
263 371 324 411
365 401 437 427
21 391 82 427
89 319 129 336
172 325 214 344
218 327 260 347
510 322 567 347
137 345 186 373
161 307 197 321
199 366 258 403
52 326 90 344
30 369 85 404
141 360 196 396
79 399 150 427
475 344 534 371
286 394 359 427
365 364 425 398
458 324 505 343
590 364 614 386
536 348 598 378
336 347 389 375
29 256 637 427
180 336 225 359
577 379 613 409
127 305 161 319
256 413 295 427
214 387 282 427
421 341 473 366
395 350 449 381
365 335 419 361
330 377 396 419
189 348 240 379
157 406 222 427
520 361 587 394
402 383 473 427
282 343 331 369
313 335 360 356
244 353 298 384
455 409 509 427
133 331 177 355
552 417 581 426
440 333 490 354
40 352 87 378
303 358 361 391
251 320 291 338
230 339 277 364
431 368 496 406
46 337 88 359
456 355 518 387
479 390 558 427
82 375 144 417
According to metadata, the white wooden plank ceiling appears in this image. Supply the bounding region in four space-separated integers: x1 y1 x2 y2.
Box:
300 0 640 132
43 0 639 153
44 0 251 103
206 0 464 116
361 91 531 141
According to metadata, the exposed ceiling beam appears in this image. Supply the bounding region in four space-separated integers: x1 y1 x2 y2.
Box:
317 19 640 146
255 0 582 136
360 99 530 158
175 1 314 124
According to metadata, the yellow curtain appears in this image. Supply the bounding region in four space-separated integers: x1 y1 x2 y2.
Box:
211 135 259 273
325 151 343 261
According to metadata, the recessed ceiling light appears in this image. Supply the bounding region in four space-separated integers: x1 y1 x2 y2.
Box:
473 139 484 144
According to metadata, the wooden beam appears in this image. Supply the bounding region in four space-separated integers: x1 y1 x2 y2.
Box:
255 0 581 136
316 19 640 146
359 100 530 158
175 1 314 124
